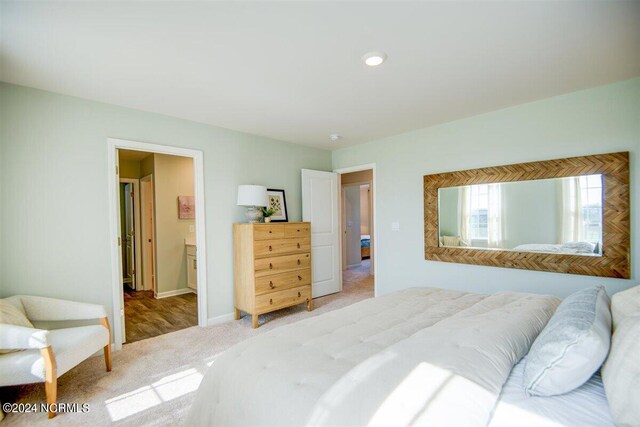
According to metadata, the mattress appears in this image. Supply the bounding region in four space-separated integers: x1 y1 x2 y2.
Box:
490 358 615 427
360 235 370 248
513 242 596 255
187 287 560 426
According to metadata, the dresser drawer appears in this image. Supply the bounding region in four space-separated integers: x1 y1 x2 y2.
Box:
255 269 311 295
284 223 310 238
254 238 310 258
255 285 311 313
255 253 311 276
253 224 285 240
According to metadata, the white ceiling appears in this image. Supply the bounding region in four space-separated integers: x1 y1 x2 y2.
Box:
2 1 639 150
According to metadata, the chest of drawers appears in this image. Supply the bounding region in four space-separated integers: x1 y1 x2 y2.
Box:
233 222 313 328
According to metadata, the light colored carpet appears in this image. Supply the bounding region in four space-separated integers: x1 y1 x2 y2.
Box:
1 262 373 426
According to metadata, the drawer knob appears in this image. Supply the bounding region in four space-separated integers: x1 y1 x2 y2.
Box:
269 281 275 289
269 298 273 305
297 229 300 232
297 292 301 297
269 245 273 252
297 259 301 265
269 230 272 234
297 243 300 249
298 275 302 281
269 263 273 269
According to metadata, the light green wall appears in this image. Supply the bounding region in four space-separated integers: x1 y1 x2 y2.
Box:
344 185 361 266
437 188 459 237
502 179 559 248
333 77 640 298
0 83 332 324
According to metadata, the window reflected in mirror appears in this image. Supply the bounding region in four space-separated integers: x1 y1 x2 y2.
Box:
437 175 603 256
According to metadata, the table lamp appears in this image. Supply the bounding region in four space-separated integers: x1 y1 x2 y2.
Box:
237 185 268 223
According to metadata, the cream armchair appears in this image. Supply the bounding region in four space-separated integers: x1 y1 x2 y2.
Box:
0 295 111 418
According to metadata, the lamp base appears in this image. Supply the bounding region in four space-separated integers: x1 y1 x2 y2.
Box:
245 206 263 223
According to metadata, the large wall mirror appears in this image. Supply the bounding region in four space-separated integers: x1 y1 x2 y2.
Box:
424 152 629 278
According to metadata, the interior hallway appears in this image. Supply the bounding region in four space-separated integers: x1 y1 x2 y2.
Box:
124 290 198 343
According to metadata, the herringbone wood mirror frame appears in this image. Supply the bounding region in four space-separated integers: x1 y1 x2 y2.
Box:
424 152 630 278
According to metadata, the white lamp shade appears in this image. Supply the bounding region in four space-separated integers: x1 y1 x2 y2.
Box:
237 185 268 207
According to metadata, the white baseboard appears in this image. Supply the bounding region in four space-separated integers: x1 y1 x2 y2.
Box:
156 288 195 299
207 312 235 326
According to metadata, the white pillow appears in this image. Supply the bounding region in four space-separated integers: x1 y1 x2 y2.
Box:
610 285 640 331
0 298 34 354
601 314 640 427
523 286 611 396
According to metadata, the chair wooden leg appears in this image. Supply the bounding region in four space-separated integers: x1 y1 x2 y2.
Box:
103 344 112 372
41 346 57 419
100 317 112 372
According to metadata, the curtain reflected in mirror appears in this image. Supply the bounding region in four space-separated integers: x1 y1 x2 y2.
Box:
438 175 603 256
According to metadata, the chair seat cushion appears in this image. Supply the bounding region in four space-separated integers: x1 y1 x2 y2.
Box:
0 325 108 386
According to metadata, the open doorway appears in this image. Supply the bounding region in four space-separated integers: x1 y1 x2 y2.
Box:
108 140 207 349
339 168 375 295
118 149 197 343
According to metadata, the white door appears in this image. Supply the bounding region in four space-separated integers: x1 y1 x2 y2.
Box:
302 169 341 297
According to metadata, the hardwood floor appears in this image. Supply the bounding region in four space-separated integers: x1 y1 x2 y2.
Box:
124 289 197 343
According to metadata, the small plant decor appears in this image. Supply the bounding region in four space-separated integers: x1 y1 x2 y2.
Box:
261 207 276 223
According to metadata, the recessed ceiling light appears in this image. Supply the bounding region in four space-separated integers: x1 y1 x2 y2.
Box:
362 51 387 67
329 134 342 142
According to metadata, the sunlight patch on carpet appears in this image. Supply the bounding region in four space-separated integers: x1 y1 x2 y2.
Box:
105 368 203 421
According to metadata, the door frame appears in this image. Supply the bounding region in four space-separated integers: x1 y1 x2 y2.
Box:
139 174 156 293
119 178 142 291
334 164 377 296
107 138 208 350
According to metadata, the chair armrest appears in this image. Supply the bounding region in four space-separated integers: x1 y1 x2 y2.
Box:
0 324 50 350
16 295 108 321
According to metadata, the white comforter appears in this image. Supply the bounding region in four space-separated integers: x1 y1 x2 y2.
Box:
187 288 560 426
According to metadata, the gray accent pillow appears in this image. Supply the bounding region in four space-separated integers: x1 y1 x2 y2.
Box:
523 286 611 396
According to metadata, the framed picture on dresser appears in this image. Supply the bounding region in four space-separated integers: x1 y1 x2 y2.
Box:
266 189 288 222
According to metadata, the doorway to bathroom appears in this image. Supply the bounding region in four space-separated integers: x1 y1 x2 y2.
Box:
108 139 208 350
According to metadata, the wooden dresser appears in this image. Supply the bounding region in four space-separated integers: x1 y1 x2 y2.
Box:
233 222 313 328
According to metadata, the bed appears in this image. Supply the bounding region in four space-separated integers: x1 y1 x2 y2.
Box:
186 287 616 426
361 234 370 259
513 241 597 255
